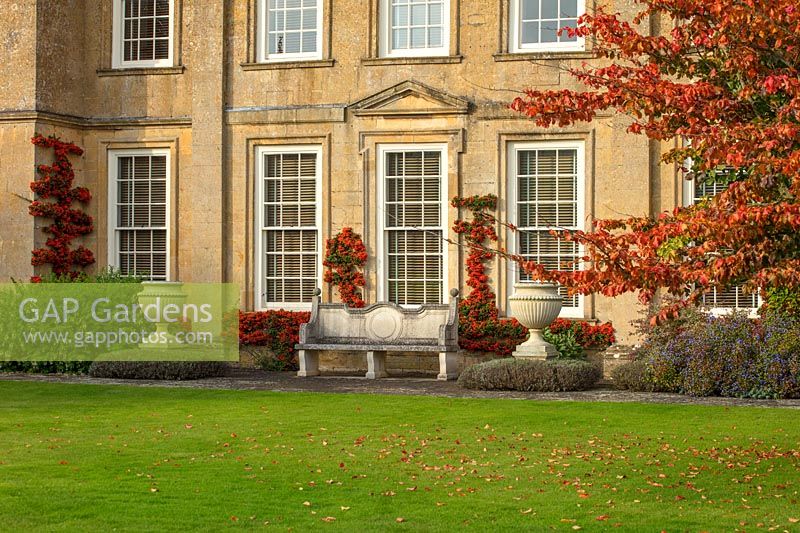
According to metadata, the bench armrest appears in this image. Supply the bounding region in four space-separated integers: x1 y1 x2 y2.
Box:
439 288 459 346
298 288 322 344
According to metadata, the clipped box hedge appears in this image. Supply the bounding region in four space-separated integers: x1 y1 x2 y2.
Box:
89 361 226 381
458 358 601 392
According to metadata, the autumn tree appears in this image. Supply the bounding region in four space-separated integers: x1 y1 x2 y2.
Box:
509 0 800 322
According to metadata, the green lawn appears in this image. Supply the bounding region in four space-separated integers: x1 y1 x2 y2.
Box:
1 382 799 531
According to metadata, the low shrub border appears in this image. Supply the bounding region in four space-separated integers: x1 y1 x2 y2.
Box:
89 361 225 380
458 358 601 392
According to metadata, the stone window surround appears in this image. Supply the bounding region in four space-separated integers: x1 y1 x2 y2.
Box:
99 140 180 282
98 0 185 76
495 130 595 319
376 142 449 305
241 0 335 70
358 130 464 303
362 0 461 65
245 135 331 311
494 0 595 61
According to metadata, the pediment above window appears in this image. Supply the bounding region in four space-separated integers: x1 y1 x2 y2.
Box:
349 80 469 117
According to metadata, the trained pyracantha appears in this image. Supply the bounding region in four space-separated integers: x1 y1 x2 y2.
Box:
452 195 527 355
323 227 367 308
29 134 94 280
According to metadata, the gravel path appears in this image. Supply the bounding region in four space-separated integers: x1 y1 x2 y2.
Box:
2 369 800 409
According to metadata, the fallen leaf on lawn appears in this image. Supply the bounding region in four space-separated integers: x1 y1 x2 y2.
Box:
572 526 582 530
230 516 238 522
321 517 335 522
406 486 417 492
184 424 193 429
520 508 533 514
150 488 158 493
579 493 590 499
789 518 799 523
302 501 311 507
340 506 350 511
396 517 406 523
435 502 445 507
596 515 610 521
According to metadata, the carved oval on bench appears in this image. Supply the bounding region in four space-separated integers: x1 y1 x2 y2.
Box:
366 308 402 341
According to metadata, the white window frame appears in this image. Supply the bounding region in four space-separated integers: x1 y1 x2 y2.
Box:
509 0 585 53
376 143 449 306
256 0 324 63
107 149 172 281
507 140 586 318
112 0 175 69
255 145 323 311
682 173 760 316
379 0 450 58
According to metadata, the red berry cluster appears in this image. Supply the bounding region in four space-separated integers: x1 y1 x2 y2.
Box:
238 310 311 370
323 227 368 308
29 134 94 281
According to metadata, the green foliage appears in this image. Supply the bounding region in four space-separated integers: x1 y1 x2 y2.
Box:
762 287 800 318
458 358 600 392
88 361 226 380
610 360 658 392
0 361 91 374
542 328 584 359
24 267 142 284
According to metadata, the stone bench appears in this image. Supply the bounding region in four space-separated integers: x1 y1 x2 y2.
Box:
295 289 460 380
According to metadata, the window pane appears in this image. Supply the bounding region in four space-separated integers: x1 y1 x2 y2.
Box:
540 22 558 43
561 0 577 17
521 21 538 44
389 0 445 52
522 0 539 19
265 0 319 56
301 31 317 52
541 0 558 19
120 0 171 63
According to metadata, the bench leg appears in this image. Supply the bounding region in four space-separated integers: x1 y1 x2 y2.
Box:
297 350 320 377
366 351 388 379
437 351 459 381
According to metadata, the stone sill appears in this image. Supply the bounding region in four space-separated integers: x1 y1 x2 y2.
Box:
493 51 596 62
96 66 185 77
361 55 463 66
240 59 336 71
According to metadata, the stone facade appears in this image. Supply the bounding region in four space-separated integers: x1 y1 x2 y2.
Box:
0 0 683 344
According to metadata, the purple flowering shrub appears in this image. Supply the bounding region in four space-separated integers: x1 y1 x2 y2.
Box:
641 311 800 398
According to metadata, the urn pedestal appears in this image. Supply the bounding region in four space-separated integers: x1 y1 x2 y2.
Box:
508 282 563 360
137 281 187 349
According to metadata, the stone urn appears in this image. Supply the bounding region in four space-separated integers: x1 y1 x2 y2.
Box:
508 282 563 360
137 281 187 349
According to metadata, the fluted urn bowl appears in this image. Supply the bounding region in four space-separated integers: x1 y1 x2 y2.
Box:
508 282 563 360
137 281 187 349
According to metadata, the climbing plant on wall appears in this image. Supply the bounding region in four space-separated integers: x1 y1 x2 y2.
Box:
29 134 94 280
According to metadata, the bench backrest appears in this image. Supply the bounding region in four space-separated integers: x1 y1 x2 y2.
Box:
299 289 459 348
